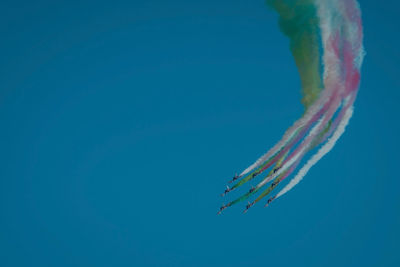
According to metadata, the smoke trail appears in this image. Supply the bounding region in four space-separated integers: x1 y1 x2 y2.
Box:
275 105 354 199
218 0 364 214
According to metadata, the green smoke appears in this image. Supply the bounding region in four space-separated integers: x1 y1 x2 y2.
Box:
267 0 323 108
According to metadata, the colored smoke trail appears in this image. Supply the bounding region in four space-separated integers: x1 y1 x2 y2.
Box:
219 0 365 214
275 101 354 200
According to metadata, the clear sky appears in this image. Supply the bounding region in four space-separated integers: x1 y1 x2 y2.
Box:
0 0 399 266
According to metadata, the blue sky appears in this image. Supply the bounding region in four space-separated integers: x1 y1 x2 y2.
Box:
0 0 399 266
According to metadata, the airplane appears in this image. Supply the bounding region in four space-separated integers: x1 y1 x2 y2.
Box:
264 197 275 207
243 201 253 213
249 186 256 193
229 173 240 183
217 204 227 215
221 186 231 197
